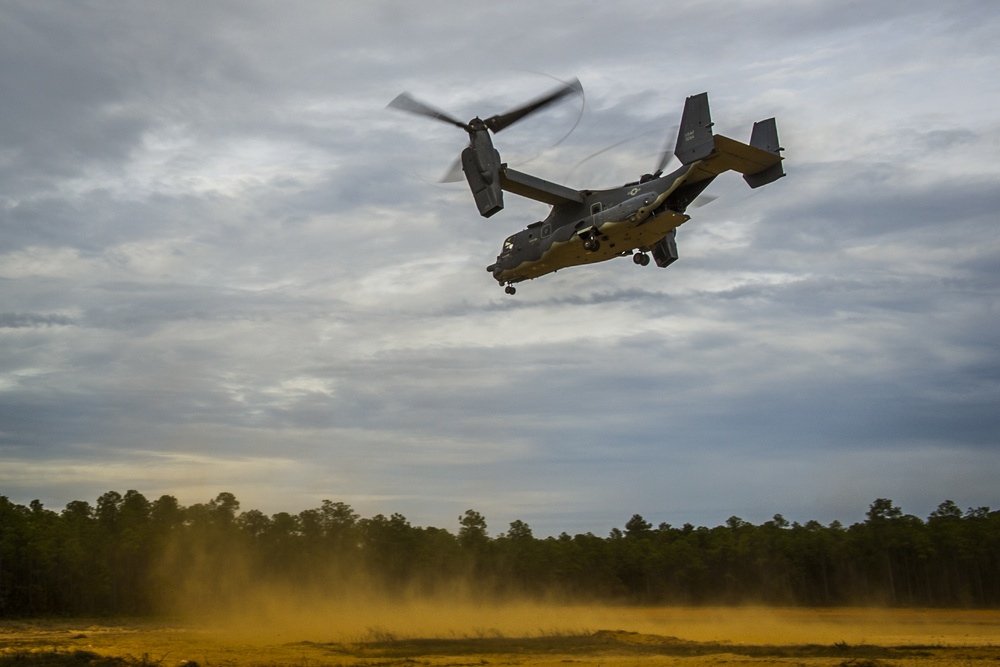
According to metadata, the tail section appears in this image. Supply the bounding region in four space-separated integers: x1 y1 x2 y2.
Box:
674 92 715 165
671 93 785 190
749 117 780 153
743 118 784 188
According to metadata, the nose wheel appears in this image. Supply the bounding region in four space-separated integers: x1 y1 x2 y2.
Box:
504 283 516 295
633 252 650 266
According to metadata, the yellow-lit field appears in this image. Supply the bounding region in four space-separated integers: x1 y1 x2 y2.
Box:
3 604 1000 667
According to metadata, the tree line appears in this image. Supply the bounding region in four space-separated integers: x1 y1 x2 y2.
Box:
1 491 998 616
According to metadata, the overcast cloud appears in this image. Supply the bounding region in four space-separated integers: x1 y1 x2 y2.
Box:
2 0 998 536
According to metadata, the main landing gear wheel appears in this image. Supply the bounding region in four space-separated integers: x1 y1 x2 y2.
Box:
504 284 516 295
633 252 650 266
583 235 600 252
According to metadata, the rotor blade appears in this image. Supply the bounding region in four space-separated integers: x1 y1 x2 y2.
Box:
564 133 652 184
690 194 718 208
653 124 680 175
484 78 583 133
387 92 469 130
440 155 465 183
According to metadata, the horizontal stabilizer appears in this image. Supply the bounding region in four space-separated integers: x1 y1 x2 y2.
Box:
711 135 781 173
690 133 783 190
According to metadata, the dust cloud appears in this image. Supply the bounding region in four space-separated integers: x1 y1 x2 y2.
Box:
159 570 1000 648
161 567 600 644
152 535 580 641
150 536 1000 649
184 596 1000 648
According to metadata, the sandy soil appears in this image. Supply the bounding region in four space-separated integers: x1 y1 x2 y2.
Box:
2 606 1000 667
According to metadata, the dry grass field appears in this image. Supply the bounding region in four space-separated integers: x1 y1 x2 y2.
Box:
3 604 1000 667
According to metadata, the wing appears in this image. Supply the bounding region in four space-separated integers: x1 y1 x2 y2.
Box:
499 167 585 206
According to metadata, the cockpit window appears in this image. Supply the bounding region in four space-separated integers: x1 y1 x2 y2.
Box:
503 237 515 253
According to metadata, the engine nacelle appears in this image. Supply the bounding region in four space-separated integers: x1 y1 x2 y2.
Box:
462 127 504 218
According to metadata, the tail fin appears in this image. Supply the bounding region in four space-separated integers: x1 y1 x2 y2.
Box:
749 118 780 153
674 92 715 165
743 118 784 188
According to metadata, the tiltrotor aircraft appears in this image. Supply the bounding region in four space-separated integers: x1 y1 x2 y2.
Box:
388 80 784 294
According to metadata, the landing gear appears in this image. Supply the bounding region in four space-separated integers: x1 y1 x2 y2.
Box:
632 252 650 266
582 232 601 252
504 284 516 295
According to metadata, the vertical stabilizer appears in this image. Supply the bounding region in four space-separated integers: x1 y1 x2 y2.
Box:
743 117 784 188
749 117 780 153
674 93 715 165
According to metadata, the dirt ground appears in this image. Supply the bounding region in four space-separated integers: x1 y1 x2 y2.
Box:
3 606 1000 667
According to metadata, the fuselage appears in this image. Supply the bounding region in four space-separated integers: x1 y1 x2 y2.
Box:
488 162 713 285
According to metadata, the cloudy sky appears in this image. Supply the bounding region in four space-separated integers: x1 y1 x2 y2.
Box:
2 1 998 536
